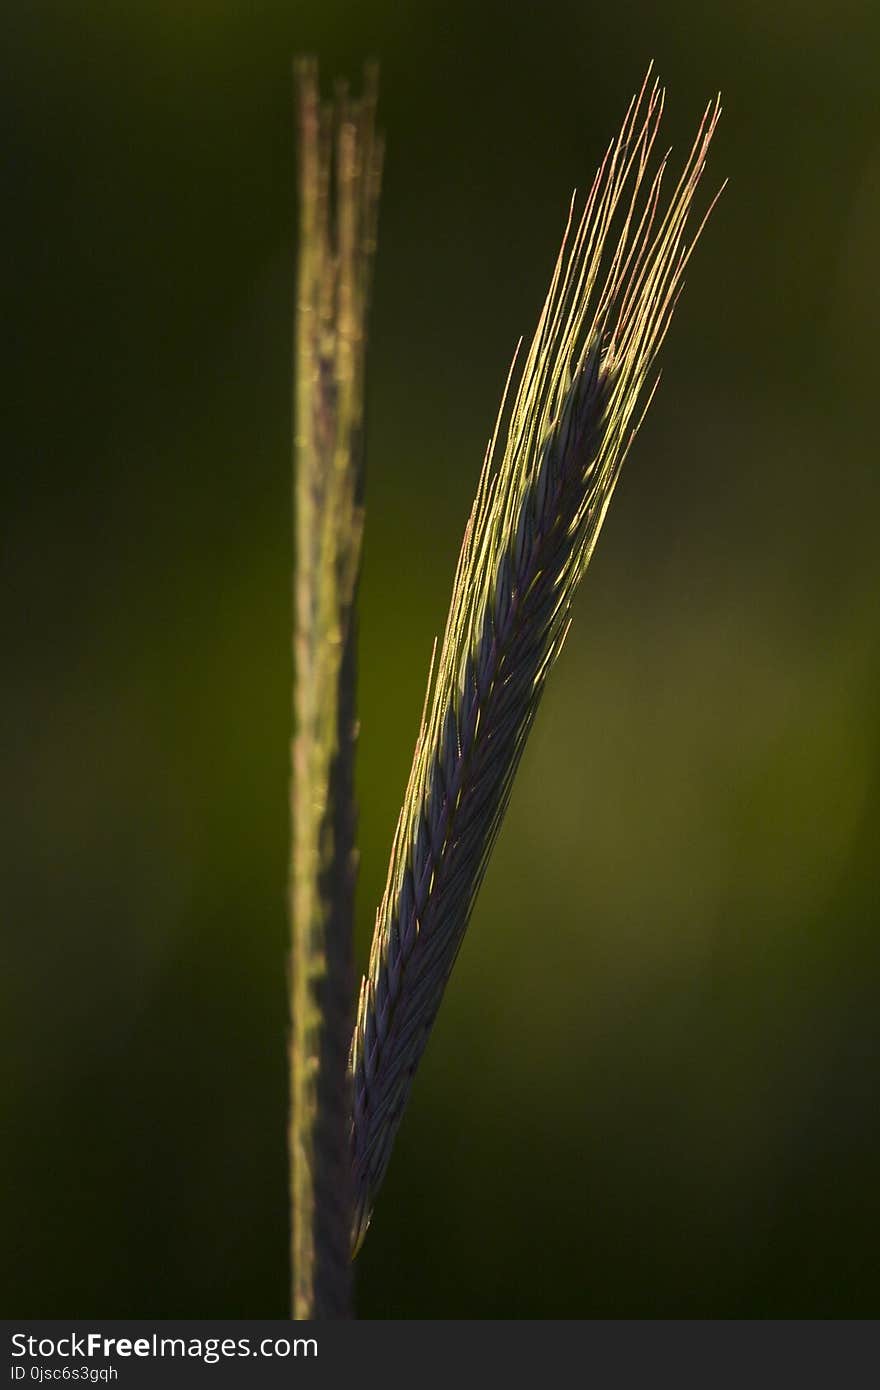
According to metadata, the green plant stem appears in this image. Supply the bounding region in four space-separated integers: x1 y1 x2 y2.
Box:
289 58 382 1320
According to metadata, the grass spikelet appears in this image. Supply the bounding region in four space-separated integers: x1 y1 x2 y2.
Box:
290 59 382 1317
349 68 722 1254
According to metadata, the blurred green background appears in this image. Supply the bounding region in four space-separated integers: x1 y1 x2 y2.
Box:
4 0 879 1318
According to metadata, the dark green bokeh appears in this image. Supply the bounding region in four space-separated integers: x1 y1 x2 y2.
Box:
4 1 879 1317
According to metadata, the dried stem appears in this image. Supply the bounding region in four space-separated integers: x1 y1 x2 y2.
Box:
290 58 382 1318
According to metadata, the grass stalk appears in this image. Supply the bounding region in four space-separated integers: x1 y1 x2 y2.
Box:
349 68 722 1254
289 58 382 1318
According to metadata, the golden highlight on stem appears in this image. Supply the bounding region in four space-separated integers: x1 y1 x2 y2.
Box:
290 59 382 1319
